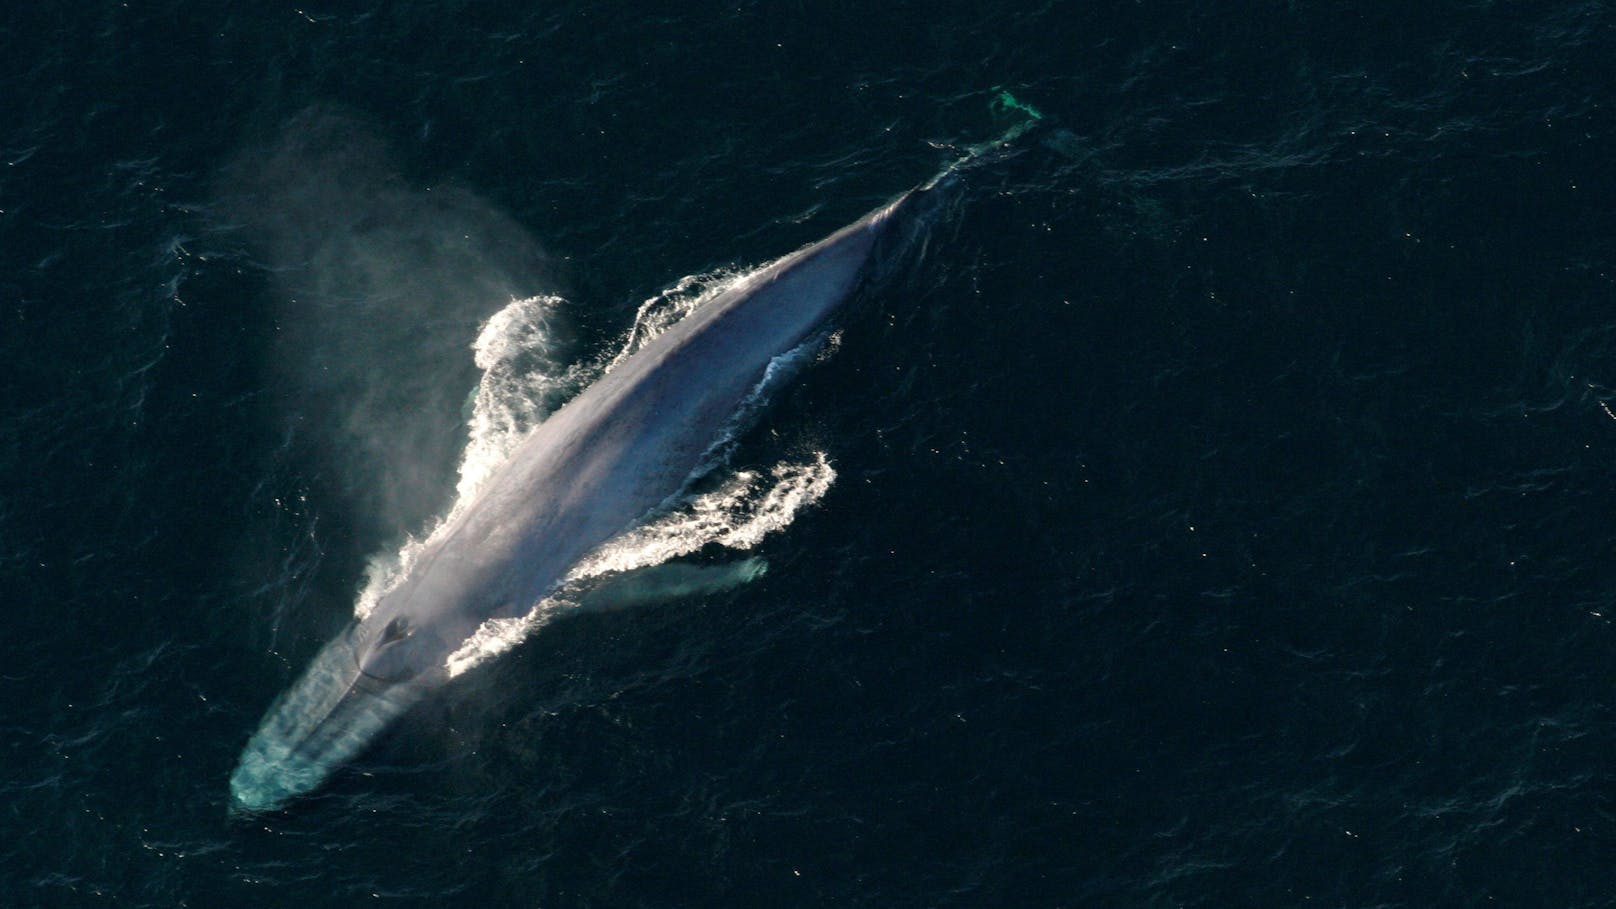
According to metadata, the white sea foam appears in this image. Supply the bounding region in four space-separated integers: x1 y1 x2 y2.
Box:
443 603 565 679
458 293 579 502
571 452 836 579
352 271 836 672
603 268 745 372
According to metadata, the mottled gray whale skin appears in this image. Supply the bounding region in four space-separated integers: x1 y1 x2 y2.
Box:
229 186 926 812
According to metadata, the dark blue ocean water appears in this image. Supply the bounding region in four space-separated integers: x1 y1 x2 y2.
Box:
4 2 1615 905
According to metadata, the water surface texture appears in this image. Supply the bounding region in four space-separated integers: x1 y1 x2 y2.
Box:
3 2 1614 906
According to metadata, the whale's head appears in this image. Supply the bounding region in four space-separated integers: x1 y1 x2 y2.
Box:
228 616 444 815
230 549 509 814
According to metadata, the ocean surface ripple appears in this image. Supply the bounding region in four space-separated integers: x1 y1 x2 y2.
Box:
2 1 1613 906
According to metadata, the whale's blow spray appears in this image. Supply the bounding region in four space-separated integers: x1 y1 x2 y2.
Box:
217 106 558 548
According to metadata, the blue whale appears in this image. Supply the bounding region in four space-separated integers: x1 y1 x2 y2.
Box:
229 183 933 812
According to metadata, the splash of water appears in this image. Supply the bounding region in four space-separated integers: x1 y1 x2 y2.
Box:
572 453 837 578
457 293 578 501
601 268 746 374
443 454 832 678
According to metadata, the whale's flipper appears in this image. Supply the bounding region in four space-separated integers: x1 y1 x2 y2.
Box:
573 557 769 614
